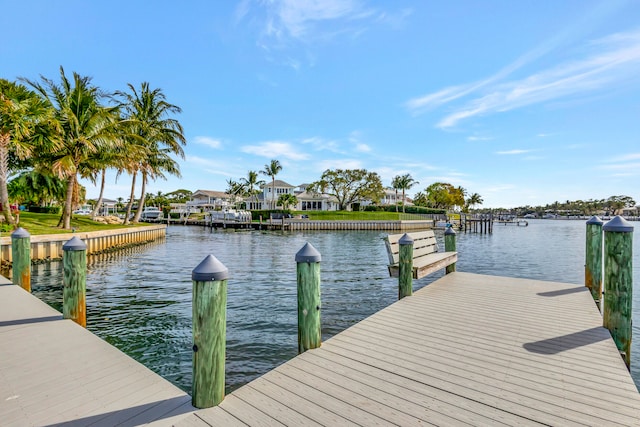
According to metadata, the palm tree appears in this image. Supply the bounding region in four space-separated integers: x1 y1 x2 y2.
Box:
23 67 121 229
390 176 401 212
8 169 66 207
240 170 265 210
115 83 185 223
466 193 483 211
225 178 244 209
397 173 419 213
83 122 124 219
261 159 282 210
0 79 52 224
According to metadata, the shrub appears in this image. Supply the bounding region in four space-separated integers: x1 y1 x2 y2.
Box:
28 206 62 214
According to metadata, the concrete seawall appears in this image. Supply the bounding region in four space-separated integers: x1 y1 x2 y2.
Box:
0 224 166 264
285 219 435 231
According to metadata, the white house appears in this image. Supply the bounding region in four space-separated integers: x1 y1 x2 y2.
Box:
188 190 233 211
294 189 338 211
261 180 296 209
377 188 411 207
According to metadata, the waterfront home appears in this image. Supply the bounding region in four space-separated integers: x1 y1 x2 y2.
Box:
188 190 233 211
376 188 412 208
294 188 339 211
186 179 400 212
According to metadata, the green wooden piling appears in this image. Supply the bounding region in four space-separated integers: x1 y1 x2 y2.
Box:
192 255 228 408
11 227 31 292
62 237 87 328
602 216 633 369
585 216 603 309
296 242 322 353
398 234 414 299
445 227 457 274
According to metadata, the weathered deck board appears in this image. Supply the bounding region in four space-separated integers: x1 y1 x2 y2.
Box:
0 278 196 427
181 272 640 427
3 270 640 426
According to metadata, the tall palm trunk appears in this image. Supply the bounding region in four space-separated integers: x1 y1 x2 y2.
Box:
271 177 275 210
61 174 76 229
132 171 147 223
395 189 398 213
91 168 106 219
402 189 406 213
0 134 15 224
123 172 137 225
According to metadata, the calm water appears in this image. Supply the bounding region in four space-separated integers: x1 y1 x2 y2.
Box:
23 219 640 392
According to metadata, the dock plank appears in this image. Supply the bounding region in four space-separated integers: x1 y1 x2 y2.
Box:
184 272 640 427
3 271 640 427
0 279 196 426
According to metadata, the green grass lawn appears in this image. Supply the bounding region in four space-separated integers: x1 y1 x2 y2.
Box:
3 211 433 236
5 212 145 235
294 211 429 221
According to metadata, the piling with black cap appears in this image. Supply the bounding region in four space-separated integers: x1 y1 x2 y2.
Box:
602 216 633 368
445 227 457 274
192 254 228 408
398 233 414 299
62 236 87 327
11 227 31 292
585 216 603 308
296 242 321 353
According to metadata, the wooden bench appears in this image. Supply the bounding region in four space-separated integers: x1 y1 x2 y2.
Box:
384 230 457 279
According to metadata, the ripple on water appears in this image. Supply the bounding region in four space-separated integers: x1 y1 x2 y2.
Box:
27 221 640 393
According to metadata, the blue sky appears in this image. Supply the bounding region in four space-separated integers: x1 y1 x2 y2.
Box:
2 0 640 208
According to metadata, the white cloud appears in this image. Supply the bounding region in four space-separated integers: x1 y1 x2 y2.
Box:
495 149 533 155
608 153 640 162
301 136 343 153
185 155 234 173
240 141 310 160
467 136 493 142
193 136 223 149
263 0 370 40
316 159 363 171
406 28 640 128
355 143 371 152
348 130 372 153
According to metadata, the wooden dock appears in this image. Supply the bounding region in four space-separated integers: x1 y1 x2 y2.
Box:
179 272 640 426
0 276 196 426
2 272 640 426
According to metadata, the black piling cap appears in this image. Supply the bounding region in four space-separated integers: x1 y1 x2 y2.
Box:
444 227 456 236
11 227 30 239
586 216 604 226
603 216 634 233
192 255 229 282
399 233 414 245
62 236 87 251
295 242 321 263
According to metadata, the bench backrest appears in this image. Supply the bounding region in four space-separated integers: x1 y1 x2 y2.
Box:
384 230 439 265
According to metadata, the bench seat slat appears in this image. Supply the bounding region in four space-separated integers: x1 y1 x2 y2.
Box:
385 230 457 279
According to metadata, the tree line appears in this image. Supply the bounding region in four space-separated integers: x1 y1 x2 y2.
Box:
1 67 186 229
224 162 483 213
474 196 636 217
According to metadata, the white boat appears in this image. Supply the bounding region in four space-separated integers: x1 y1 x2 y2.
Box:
140 207 162 220
209 209 252 222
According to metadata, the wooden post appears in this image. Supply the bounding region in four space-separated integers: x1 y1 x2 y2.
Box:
585 216 603 309
296 242 322 353
602 216 633 369
192 254 228 408
62 236 87 327
11 227 31 292
398 233 414 299
445 227 457 274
